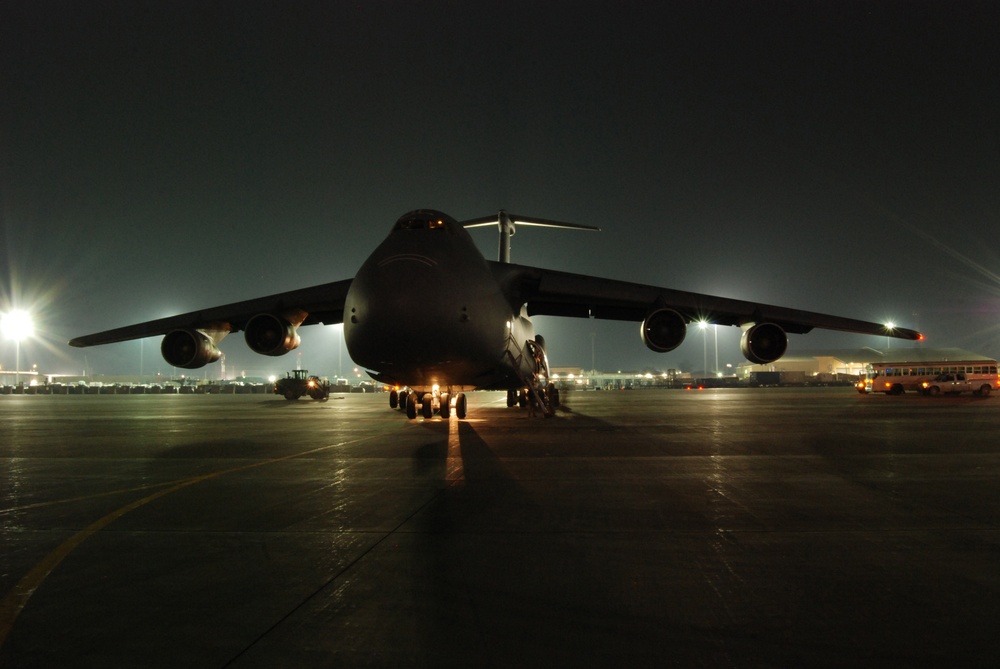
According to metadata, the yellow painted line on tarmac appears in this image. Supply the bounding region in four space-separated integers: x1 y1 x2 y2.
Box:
0 479 196 515
0 436 376 649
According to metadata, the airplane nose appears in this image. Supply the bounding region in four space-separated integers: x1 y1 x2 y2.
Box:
344 258 448 367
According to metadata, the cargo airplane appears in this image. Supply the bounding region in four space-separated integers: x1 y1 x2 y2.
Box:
70 210 922 418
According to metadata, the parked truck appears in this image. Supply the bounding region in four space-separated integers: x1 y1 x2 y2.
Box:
921 372 994 397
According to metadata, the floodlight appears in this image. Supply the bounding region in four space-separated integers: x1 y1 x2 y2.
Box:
1 310 34 341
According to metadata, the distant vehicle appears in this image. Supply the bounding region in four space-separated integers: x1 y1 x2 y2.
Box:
274 369 330 401
858 358 999 396
921 372 996 397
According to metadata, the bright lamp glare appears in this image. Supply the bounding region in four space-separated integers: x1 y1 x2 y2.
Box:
1 310 34 341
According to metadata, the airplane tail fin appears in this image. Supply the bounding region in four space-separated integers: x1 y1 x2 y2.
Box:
461 210 600 263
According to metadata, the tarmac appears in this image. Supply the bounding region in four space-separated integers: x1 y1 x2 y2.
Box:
1 388 998 668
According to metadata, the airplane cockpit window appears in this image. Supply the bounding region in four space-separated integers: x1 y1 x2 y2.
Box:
395 216 447 231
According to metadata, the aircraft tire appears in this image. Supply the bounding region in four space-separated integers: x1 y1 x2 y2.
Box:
421 396 433 419
506 389 517 407
389 389 398 408
440 393 451 418
546 383 560 408
455 393 467 419
406 393 418 419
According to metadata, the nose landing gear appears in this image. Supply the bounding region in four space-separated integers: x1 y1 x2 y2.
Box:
390 387 467 420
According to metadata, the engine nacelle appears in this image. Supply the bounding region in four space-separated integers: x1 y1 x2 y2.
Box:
244 313 301 356
161 329 223 369
740 322 788 364
641 308 687 353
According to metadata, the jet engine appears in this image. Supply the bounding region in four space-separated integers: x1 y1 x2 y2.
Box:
641 308 687 353
244 313 301 356
161 329 223 369
740 322 788 364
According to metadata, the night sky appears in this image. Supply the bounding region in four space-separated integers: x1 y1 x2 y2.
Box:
2 1 998 379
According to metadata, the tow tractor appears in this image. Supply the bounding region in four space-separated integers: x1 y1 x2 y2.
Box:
274 369 330 401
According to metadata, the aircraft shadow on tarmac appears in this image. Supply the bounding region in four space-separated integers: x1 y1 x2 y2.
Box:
383 406 678 661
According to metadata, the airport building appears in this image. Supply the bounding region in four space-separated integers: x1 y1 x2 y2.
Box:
553 348 993 390
735 347 991 385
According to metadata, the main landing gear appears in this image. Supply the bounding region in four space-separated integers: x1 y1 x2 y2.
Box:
506 382 560 416
389 388 467 420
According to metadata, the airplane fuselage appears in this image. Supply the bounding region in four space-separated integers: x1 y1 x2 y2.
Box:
344 211 535 392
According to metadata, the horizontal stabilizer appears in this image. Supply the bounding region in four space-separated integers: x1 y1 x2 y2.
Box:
460 209 600 262
461 211 600 232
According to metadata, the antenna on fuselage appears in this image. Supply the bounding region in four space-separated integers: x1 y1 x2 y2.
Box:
460 210 600 263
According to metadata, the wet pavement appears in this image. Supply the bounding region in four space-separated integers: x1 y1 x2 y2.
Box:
1 388 998 667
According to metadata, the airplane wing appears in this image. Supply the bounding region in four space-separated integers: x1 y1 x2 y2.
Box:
69 279 352 347
491 262 922 340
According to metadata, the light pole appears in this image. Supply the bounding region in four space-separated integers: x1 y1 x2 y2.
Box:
885 321 895 350
713 324 719 374
330 323 344 378
1 310 34 386
591 332 596 373
698 320 708 378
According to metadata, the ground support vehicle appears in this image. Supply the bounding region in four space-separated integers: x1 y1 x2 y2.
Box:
274 369 330 401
